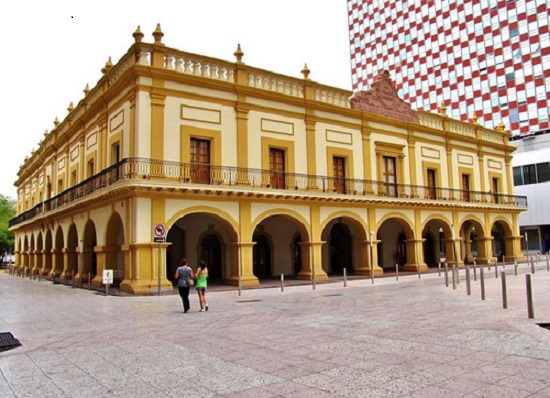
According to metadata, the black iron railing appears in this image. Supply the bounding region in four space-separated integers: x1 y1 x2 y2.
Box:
10 157 528 227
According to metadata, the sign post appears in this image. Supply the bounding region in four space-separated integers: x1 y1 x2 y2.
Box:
103 269 113 296
154 224 167 296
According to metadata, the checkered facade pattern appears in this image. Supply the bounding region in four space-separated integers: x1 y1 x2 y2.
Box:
348 0 550 136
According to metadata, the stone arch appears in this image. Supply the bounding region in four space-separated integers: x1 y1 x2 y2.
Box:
166 206 239 242
377 214 415 270
320 215 368 275
251 209 310 242
106 212 125 285
43 229 53 275
29 233 35 271
490 218 513 262
251 210 311 279
197 227 226 280
35 231 43 274
83 220 98 279
421 216 453 267
166 208 238 284
66 223 79 278
459 218 486 264
53 226 64 277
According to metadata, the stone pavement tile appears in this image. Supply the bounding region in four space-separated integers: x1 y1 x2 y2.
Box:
264 364 319 379
531 387 550 397
399 367 452 387
495 374 550 394
434 376 492 395
464 383 534 398
222 385 280 398
459 367 514 385
407 385 466 398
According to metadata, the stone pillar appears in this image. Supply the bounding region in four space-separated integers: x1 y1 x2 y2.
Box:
355 239 384 276
41 249 51 275
227 242 259 286
403 239 429 271
504 235 525 262
475 236 494 264
297 241 328 281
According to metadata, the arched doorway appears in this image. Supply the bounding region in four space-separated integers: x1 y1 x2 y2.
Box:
329 222 352 274
83 220 97 279
53 227 64 277
253 234 271 278
166 225 185 284
167 213 235 284
293 233 302 275
106 213 125 286
200 234 222 280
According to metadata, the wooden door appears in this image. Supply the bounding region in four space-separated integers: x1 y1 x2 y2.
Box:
333 156 346 193
269 148 285 189
191 138 211 184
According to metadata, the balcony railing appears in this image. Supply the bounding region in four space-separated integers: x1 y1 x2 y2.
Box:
10 157 528 228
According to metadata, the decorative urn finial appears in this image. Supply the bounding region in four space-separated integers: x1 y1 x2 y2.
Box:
234 43 244 64
439 102 447 117
133 25 144 43
301 63 311 80
83 83 90 96
152 23 164 44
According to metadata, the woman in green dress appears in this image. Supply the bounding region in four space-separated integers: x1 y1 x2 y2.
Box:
195 261 208 312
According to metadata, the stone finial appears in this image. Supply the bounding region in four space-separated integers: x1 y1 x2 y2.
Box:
234 44 244 64
44 129 49 137
133 25 144 43
101 57 113 74
67 102 74 113
301 64 311 80
497 121 507 133
439 102 447 117
83 83 90 96
54 117 60 127
152 23 164 44
471 112 479 125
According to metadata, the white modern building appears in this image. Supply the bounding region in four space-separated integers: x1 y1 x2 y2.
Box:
510 128 550 253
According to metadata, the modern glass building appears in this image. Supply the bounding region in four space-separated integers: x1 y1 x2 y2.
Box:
347 0 550 136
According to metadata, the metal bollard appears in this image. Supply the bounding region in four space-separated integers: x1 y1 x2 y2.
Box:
438 261 441 277
343 268 347 287
547 252 549 272
444 262 449 287
514 258 518 276
395 263 399 282
452 264 457 290
417 263 421 279
466 265 471 296
501 271 507 309
72 274 75 288
526 274 534 319
531 258 535 274
495 259 499 278
480 268 486 301
473 258 477 282
88 273 91 290
280 273 284 293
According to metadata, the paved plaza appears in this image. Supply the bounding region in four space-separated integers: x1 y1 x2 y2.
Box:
1 263 550 398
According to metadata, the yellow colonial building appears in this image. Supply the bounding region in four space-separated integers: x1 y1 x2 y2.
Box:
10 25 526 294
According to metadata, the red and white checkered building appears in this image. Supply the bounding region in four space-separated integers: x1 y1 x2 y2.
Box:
347 0 550 136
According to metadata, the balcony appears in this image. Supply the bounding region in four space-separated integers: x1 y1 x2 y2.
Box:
10 157 528 228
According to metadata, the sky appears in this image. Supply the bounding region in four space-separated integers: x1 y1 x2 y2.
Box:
0 0 352 200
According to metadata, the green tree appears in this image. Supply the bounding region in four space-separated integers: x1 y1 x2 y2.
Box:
0 194 16 256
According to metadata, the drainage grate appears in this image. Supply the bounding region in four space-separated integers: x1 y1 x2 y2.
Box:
537 323 550 331
236 300 261 303
0 332 22 352
322 294 343 297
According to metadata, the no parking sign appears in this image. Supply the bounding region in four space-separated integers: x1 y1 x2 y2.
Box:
154 223 166 242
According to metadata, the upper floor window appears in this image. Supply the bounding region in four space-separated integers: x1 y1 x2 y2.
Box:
514 162 550 186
